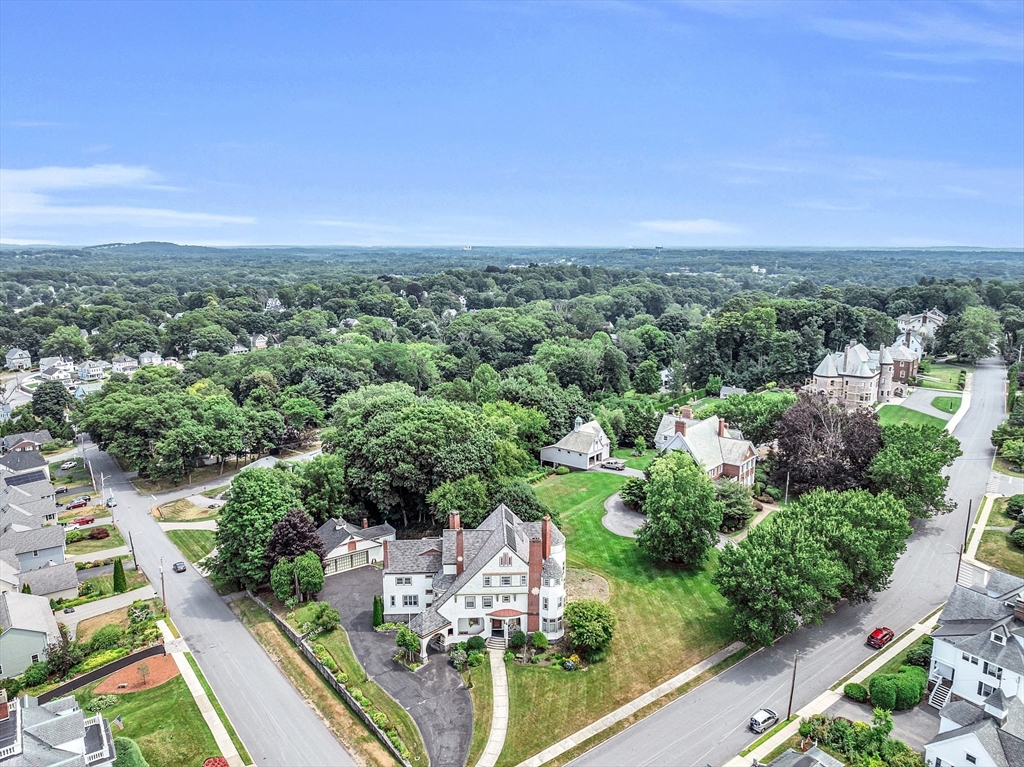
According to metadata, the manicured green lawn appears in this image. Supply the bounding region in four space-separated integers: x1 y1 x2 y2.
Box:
59 506 110 522
995 457 1024 479
286 603 426 764
992 497 1018 526
917 363 968 391
977 530 1024 578
66 525 126 555
83 566 150 596
157 498 218 521
184 652 252 764
166 529 216 563
611 447 653 471
73 674 220 767
201 484 231 498
498 471 734 766
466 658 493 767
876 406 946 429
930 396 961 415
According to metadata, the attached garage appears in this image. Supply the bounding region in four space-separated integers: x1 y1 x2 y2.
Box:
317 517 396 578
325 549 371 575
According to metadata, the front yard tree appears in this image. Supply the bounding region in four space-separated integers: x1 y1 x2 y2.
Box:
293 454 348 525
270 558 295 603
112 557 128 594
564 599 616 661
868 423 962 518
213 468 298 590
949 306 1000 362
633 359 662 395
294 550 325 599
40 325 88 360
397 625 420 663
266 508 326 568
696 390 797 446
715 478 755 533
427 476 490 527
636 451 723 568
32 380 74 426
772 392 882 495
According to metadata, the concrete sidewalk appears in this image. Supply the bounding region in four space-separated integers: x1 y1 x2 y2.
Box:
158 520 219 531
477 650 509 767
516 641 746 767
158 620 246 767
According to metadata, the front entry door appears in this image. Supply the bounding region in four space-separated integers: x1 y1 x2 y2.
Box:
491 619 503 637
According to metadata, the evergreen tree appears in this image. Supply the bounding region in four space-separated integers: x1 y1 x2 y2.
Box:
112 557 128 594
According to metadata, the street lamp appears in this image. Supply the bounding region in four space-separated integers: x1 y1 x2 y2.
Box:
159 558 167 613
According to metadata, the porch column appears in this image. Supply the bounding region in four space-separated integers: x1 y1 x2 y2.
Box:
419 635 429 660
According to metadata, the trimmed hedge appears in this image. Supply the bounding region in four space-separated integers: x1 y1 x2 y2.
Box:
869 674 897 710
843 682 868 703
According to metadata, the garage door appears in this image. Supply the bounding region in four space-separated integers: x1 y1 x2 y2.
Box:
326 549 371 575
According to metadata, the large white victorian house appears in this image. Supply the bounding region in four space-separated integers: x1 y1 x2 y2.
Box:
924 568 1024 767
383 505 566 657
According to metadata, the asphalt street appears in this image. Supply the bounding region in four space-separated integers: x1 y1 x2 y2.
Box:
572 358 1010 767
82 445 356 767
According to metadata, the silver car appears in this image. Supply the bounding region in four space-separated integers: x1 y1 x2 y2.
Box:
749 708 779 733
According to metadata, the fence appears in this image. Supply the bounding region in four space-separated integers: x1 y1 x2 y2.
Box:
246 592 414 767
38 644 166 704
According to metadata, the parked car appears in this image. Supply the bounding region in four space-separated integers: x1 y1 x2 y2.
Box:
60 461 78 470
72 495 90 503
749 708 779 734
62 607 75 614
66 499 89 510
72 516 95 525
105 497 117 508
601 458 627 470
172 562 187 573
208 503 218 509
867 627 895 649
53 485 68 494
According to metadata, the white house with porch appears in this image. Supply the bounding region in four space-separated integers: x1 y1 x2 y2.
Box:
383 505 567 657
539 417 610 471
111 355 138 374
654 406 757 486
138 351 163 367
316 517 396 576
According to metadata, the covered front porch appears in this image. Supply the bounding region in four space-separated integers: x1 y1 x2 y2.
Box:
485 609 525 648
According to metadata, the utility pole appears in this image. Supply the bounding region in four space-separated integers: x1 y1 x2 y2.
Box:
955 545 964 585
159 558 166 613
787 651 799 720
784 472 790 506
963 499 973 548
129 531 138 571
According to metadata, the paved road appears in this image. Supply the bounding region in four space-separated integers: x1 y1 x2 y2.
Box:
571 357 1009 767
322 567 473 767
81 444 356 767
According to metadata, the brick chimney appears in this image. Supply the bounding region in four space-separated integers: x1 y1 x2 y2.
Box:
383 539 390 569
680 406 692 419
541 514 552 560
449 512 461 530
718 418 726 437
905 329 912 347
527 537 542 633
455 528 465 575
362 517 369 529
674 420 686 436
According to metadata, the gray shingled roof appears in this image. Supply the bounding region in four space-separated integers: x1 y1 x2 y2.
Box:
542 558 563 579
940 581 1024 623
387 538 444 574
408 608 451 636
0 591 61 641
1 431 52 450
2 525 65 555
18 561 79 596
0 450 47 472
545 420 609 455
317 517 396 554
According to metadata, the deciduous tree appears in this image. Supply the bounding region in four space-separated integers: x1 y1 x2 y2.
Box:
868 424 962 518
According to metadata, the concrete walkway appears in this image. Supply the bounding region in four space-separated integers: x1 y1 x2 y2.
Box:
944 372 972 433
69 545 130 563
158 520 219 531
516 641 745 767
158 620 246 767
61 585 157 637
477 649 509 767
966 493 1000 560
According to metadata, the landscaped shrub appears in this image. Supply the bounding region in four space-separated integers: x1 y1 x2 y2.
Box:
112 736 150 767
89 624 125 652
311 602 341 632
904 643 933 668
869 674 898 710
1010 529 1024 549
532 631 548 650
87 694 119 711
65 529 84 543
509 630 527 650
619 477 648 511
23 661 49 687
76 647 129 673
466 635 486 652
89 527 111 540
337 672 348 684
1006 494 1024 520
503 650 515 662
894 665 928 709
564 599 616 661
467 652 485 667
372 595 384 628
843 682 868 702
555 466 570 475
371 711 388 728
448 648 468 670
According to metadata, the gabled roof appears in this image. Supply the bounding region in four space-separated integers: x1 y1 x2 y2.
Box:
111 355 137 363
18 561 79 596
545 419 609 455
929 695 1024 767
655 413 756 469
317 517 395 553
386 538 444 574
2 430 52 450
0 591 61 641
0 451 47 473
1 525 65 555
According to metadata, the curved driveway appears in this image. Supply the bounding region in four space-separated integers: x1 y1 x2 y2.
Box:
82 446 355 767
571 357 1009 767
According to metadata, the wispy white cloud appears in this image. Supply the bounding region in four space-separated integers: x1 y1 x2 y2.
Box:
0 164 253 230
638 218 737 234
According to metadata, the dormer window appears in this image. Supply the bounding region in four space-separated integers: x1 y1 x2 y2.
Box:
990 632 1006 646
499 553 512 567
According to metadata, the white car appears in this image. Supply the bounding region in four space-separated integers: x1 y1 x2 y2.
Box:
60 460 79 470
749 708 779 733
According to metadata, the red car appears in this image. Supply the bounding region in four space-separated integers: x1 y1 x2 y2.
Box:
66 499 89 510
867 627 895 649
72 516 95 525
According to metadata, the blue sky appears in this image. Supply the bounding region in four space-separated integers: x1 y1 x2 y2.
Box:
1 0 1022 247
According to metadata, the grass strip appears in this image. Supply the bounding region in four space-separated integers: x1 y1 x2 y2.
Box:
166 529 216 563
231 597 399 767
465 658 493 767
184 652 253 765
739 716 797 756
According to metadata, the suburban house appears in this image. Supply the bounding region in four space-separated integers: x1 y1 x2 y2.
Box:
653 406 757 486
809 341 904 406
1 431 51 454
0 405 11 424
893 329 926 358
719 386 748 399
111 355 139 374
4 349 31 371
384 505 567 656
0 450 49 479
265 297 285 312
1 472 60 527
230 343 249 355
75 360 105 381
249 333 269 350
1 475 76 601
38 365 72 384
926 568 1024 712
539 417 611 471
317 517 396 576
889 344 921 385
0 691 117 766
138 350 163 367
38 357 75 375
767 746 844 767
74 382 103 400
2 526 67 573
898 306 948 338
0 591 61 678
